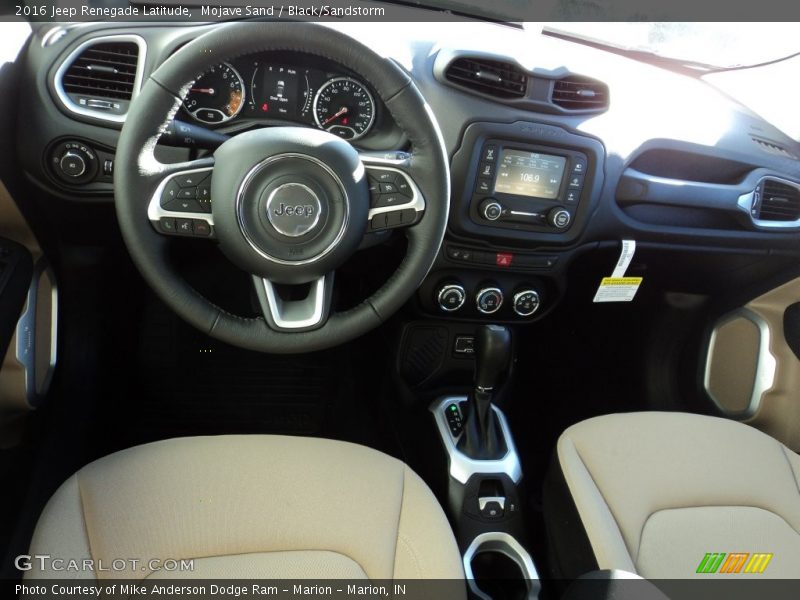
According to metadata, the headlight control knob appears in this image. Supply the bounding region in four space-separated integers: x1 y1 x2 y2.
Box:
51 141 99 183
58 150 88 178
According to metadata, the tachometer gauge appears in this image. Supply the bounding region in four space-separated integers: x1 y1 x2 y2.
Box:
313 77 375 140
184 63 245 125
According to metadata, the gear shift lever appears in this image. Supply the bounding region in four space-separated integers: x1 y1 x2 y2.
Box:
458 324 511 460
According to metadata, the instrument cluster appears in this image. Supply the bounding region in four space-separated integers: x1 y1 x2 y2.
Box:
181 54 379 141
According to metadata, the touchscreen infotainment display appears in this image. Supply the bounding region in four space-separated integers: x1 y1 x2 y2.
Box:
493 149 567 199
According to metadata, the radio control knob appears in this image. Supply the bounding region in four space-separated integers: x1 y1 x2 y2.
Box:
58 150 87 178
476 287 503 315
437 283 466 312
513 289 541 317
548 208 571 229
481 199 503 221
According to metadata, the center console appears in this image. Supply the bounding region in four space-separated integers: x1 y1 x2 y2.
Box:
416 121 605 324
429 325 540 600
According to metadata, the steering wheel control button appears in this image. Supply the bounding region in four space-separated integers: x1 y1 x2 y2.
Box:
159 218 177 233
160 181 181 206
178 188 197 199
374 194 404 209
176 218 194 235
481 200 503 221
265 183 322 237
175 173 208 188
437 283 467 313
513 289 541 317
548 208 572 229
192 220 212 237
372 171 395 184
379 182 398 194
396 177 413 198
476 287 504 314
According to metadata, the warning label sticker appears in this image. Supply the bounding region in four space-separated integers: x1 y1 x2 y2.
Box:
593 277 643 303
593 240 642 303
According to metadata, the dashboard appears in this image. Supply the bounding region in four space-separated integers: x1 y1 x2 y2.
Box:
11 20 800 328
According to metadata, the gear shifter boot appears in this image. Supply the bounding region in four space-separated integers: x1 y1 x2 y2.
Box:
457 325 511 460
459 390 506 459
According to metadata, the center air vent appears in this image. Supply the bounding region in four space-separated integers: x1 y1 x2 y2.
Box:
755 178 800 222
56 35 145 122
551 76 609 112
444 57 528 99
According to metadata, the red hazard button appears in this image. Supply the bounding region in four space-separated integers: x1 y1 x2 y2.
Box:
496 253 513 267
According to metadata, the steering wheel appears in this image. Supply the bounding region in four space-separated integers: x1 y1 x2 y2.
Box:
115 23 449 353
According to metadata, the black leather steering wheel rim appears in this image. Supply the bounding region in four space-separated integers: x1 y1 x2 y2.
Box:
114 22 449 353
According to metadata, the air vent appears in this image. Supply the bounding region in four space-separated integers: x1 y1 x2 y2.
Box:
56 36 145 122
756 179 800 221
551 76 609 111
444 57 528 99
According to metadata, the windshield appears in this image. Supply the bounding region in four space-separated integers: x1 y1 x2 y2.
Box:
540 23 800 69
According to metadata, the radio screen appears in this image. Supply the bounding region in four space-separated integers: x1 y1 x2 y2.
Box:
494 149 567 199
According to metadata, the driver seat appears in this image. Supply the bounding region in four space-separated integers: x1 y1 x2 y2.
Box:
25 435 465 584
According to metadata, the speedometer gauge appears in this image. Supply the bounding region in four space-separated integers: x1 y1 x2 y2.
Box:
184 63 245 125
313 77 375 140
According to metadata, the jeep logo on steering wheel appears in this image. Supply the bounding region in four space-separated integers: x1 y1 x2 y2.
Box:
265 183 321 237
273 203 315 218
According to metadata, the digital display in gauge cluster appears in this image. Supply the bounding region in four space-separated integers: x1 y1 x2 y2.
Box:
182 58 377 141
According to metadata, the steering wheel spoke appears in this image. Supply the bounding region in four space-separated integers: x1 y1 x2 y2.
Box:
360 152 425 234
146 158 216 238
253 273 334 332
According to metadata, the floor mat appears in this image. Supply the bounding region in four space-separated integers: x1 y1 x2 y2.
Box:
95 294 361 452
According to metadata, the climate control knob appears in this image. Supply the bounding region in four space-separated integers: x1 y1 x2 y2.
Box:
513 289 541 317
437 283 466 312
548 208 571 229
476 287 503 315
481 199 503 221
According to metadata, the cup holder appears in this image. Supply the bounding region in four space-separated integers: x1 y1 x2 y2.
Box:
463 532 540 600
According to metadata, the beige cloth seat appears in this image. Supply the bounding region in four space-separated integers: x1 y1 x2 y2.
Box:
548 412 800 579
26 435 465 585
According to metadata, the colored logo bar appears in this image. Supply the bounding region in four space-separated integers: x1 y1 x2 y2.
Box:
696 553 773 574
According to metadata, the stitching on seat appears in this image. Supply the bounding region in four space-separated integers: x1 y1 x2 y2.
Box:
391 466 407 579
395 534 423 578
74 474 97 565
567 438 635 564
